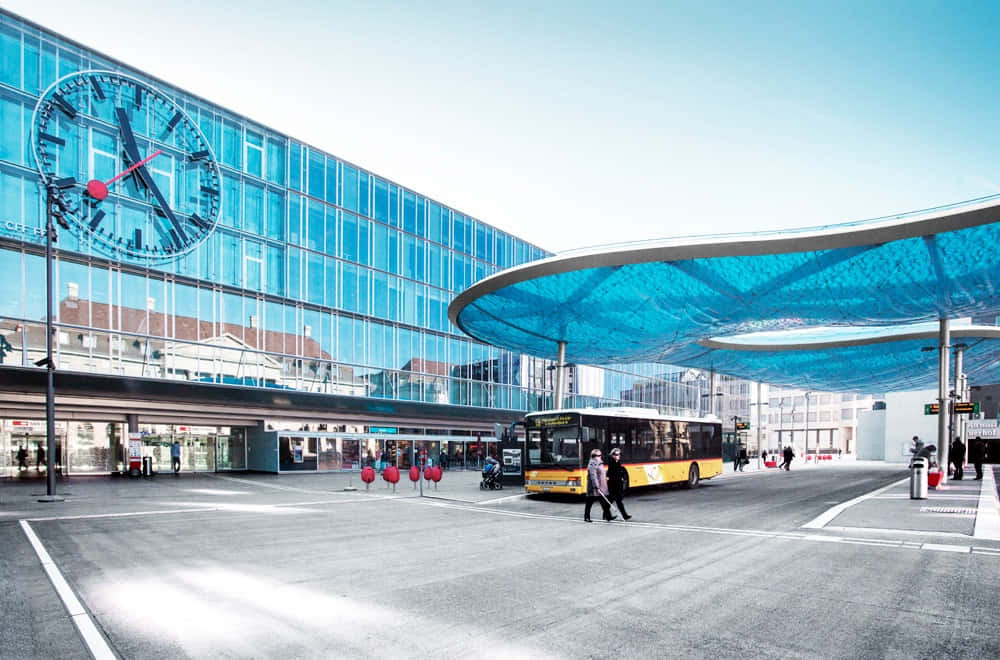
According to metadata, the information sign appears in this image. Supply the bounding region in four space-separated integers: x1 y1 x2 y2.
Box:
735 421 750 431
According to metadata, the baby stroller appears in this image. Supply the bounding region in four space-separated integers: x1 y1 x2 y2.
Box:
480 457 503 490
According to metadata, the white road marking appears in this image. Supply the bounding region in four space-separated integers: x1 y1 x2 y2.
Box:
921 543 970 553
973 468 1000 541
801 478 908 529
477 493 530 505
19 521 116 660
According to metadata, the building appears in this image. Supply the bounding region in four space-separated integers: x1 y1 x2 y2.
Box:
0 9 706 477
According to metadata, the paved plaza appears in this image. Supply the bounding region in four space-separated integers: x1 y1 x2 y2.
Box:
2 462 999 659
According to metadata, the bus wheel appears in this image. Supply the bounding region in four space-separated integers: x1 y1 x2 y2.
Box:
685 464 700 488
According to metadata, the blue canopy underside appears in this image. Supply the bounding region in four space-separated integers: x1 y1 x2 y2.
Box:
454 216 1000 392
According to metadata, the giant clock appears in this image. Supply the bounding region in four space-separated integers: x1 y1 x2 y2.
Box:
31 70 221 259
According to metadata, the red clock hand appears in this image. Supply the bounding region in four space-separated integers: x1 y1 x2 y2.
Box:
86 148 164 201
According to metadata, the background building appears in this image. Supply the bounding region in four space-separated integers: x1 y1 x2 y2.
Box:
0 9 712 476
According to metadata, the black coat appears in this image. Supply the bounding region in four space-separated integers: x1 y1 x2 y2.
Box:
606 458 628 496
951 441 965 463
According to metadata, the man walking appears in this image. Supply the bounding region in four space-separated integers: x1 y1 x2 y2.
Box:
779 445 794 471
171 439 182 474
969 437 986 481
584 449 615 522
951 437 965 481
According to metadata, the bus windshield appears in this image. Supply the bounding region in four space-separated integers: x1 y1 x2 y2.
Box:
527 423 582 468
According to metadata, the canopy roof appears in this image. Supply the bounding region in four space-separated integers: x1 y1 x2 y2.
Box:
449 196 1000 392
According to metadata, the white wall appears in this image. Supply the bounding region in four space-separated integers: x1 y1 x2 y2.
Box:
857 409 886 460
882 389 940 463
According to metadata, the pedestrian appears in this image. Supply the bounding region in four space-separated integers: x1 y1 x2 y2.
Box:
35 443 45 471
732 445 741 472
950 437 965 481
969 437 986 480
171 439 181 474
584 448 615 522
761 449 768 465
780 445 794 471
439 451 448 470
737 444 748 472
606 447 632 520
16 444 28 471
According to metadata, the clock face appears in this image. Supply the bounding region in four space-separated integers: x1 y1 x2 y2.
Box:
31 70 221 259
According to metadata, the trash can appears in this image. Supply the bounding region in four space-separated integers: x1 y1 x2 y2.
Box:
910 457 928 499
141 456 153 477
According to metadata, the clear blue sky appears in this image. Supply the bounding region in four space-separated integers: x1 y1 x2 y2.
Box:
6 0 1000 252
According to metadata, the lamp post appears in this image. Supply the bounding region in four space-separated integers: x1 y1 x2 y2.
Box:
804 391 812 464
750 382 767 468
38 190 66 502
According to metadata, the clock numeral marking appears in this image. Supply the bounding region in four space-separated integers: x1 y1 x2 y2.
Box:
169 229 182 249
133 86 143 109
53 177 77 189
134 228 143 249
89 76 106 101
189 150 210 161
39 132 65 146
189 213 209 231
52 94 77 119
166 111 183 132
89 210 106 231
200 185 219 196
160 235 174 251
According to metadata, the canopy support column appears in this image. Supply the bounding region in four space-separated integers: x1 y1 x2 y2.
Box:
554 341 567 411
938 318 950 484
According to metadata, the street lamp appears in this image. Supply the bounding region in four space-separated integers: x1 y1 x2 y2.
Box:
804 391 812 464
38 189 69 502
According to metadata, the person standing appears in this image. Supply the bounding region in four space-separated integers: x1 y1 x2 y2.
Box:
737 444 748 472
969 437 986 480
780 445 794 471
171 439 181 474
951 437 965 481
584 449 615 522
16 445 28 471
606 448 631 520
761 449 768 465
35 443 45 471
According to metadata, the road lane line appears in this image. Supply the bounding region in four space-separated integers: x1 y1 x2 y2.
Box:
19 521 116 660
973 468 1000 541
801 477 908 529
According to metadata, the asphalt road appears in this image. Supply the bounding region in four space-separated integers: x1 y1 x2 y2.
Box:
3 464 999 659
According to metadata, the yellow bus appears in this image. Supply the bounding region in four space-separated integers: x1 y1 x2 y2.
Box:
522 407 723 495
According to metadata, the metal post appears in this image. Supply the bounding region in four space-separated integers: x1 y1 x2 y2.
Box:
709 369 716 417
553 341 566 411
953 346 963 469
805 392 810 465
40 192 62 502
937 318 950 484
756 382 763 469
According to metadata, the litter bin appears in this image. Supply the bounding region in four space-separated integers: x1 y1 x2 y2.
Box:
141 456 153 477
910 457 928 499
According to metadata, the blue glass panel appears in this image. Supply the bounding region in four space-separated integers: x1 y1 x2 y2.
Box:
427 244 441 288
358 218 370 267
266 190 285 241
266 137 285 185
289 141 302 191
403 191 416 234
388 227 399 274
325 157 337 204
221 119 242 169
389 184 399 227
221 173 241 229
341 262 358 313
306 251 324 305
244 182 264 235
416 196 426 237
0 91 23 166
307 200 324 252
341 212 358 262
341 164 358 212
428 201 441 244
359 172 370 218
325 207 337 257
287 194 302 245
245 240 262 291
245 129 263 178
325 256 338 309
0 248 20 319
307 149 324 200
0 25 20 88
374 178 388 222
220 232 241 287
266 245 284 296
372 223 388 271
286 247 301 300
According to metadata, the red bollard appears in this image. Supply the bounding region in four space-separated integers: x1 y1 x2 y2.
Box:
383 465 399 493
431 465 442 490
423 466 434 481
361 466 375 491
409 465 420 489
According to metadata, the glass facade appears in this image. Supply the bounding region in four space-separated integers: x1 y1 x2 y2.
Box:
0 10 708 477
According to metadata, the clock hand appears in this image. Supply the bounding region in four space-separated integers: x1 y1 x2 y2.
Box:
86 149 163 201
113 108 189 244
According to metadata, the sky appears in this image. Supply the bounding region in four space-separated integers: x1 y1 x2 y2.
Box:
6 0 1000 253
